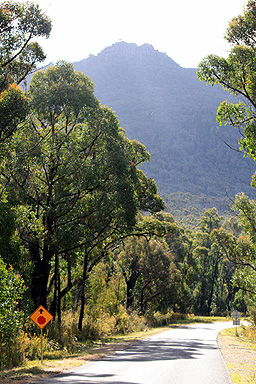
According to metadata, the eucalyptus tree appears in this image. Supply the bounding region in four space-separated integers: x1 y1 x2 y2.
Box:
197 1 256 315
192 208 236 315
211 194 256 312
197 0 256 159
4 62 165 328
165 220 196 313
117 212 195 314
0 1 51 278
0 0 51 145
118 236 175 314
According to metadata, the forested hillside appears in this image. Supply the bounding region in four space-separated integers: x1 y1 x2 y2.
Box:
74 42 256 198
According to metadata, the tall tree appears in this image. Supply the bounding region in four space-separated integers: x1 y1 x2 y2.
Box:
211 195 256 275
0 1 51 278
197 1 256 315
211 194 256 316
191 208 235 315
118 236 175 314
197 0 256 159
4 62 165 327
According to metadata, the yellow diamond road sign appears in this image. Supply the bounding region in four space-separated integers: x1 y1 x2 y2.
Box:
30 305 53 329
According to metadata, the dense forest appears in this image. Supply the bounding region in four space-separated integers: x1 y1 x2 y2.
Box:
1 0 256 372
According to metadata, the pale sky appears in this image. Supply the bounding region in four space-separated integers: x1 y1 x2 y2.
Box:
23 0 247 68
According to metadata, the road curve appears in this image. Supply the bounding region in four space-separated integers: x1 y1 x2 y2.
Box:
32 322 233 384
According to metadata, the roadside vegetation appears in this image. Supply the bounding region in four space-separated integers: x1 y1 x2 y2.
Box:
0 314 230 383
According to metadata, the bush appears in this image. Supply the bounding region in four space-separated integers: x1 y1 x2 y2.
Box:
0 259 26 368
115 307 146 334
146 310 187 327
44 308 147 349
46 312 78 351
249 307 256 326
0 332 27 369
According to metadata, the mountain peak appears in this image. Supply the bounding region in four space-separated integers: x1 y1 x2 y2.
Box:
83 41 181 69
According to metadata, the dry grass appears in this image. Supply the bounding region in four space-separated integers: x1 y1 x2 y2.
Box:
0 326 171 384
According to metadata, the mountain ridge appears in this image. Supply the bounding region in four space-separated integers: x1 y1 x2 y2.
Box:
74 42 256 199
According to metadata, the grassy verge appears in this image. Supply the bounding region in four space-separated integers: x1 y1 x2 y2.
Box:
219 325 256 384
0 327 172 384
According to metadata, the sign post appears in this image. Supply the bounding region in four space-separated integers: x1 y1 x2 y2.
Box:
232 310 241 336
29 305 53 365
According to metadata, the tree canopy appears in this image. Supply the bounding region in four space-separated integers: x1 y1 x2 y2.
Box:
197 0 256 160
2 61 165 323
0 0 51 146
197 1 256 316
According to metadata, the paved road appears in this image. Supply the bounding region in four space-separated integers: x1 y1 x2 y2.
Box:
33 322 233 384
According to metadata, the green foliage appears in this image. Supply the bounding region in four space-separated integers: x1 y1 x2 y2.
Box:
0 258 26 368
118 236 178 313
196 1 256 317
198 208 223 234
197 0 256 161
4 2 256 370
211 193 256 317
0 1 51 89
146 310 188 327
192 208 235 315
224 0 256 47
0 83 28 144
0 1 51 147
134 169 165 213
0 259 26 339
86 262 125 319
28 61 96 122
5 61 165 313
0 192 21 267
0 2 52 368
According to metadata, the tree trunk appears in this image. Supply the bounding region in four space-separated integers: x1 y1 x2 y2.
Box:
140 283 145 314
207 257 219 314
29 215 55 310
30 241 52 308
126 267 138 310
50 255 58 319
57 264 61 323
78 246 88 331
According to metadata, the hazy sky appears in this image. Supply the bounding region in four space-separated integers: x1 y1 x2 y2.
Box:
24 0 246 68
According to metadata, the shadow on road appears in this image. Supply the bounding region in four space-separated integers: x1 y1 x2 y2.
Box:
102 338 217 363
31 328 223 383
35 371 139 384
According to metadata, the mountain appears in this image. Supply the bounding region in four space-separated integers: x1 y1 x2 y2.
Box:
74 42 256 199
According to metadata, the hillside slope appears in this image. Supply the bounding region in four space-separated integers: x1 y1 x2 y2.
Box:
74 42 255 198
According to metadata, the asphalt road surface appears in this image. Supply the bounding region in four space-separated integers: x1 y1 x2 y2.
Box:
33 322 234 384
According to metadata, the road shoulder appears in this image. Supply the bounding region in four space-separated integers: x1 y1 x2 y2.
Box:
218 331 256 383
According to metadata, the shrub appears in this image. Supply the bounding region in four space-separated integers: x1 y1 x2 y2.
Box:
146 309 187 327
0 331 27 368
0 259 26 368
115 306 146 334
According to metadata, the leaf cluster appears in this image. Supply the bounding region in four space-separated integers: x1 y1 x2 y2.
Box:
0 0 51 88
0 259 26 341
